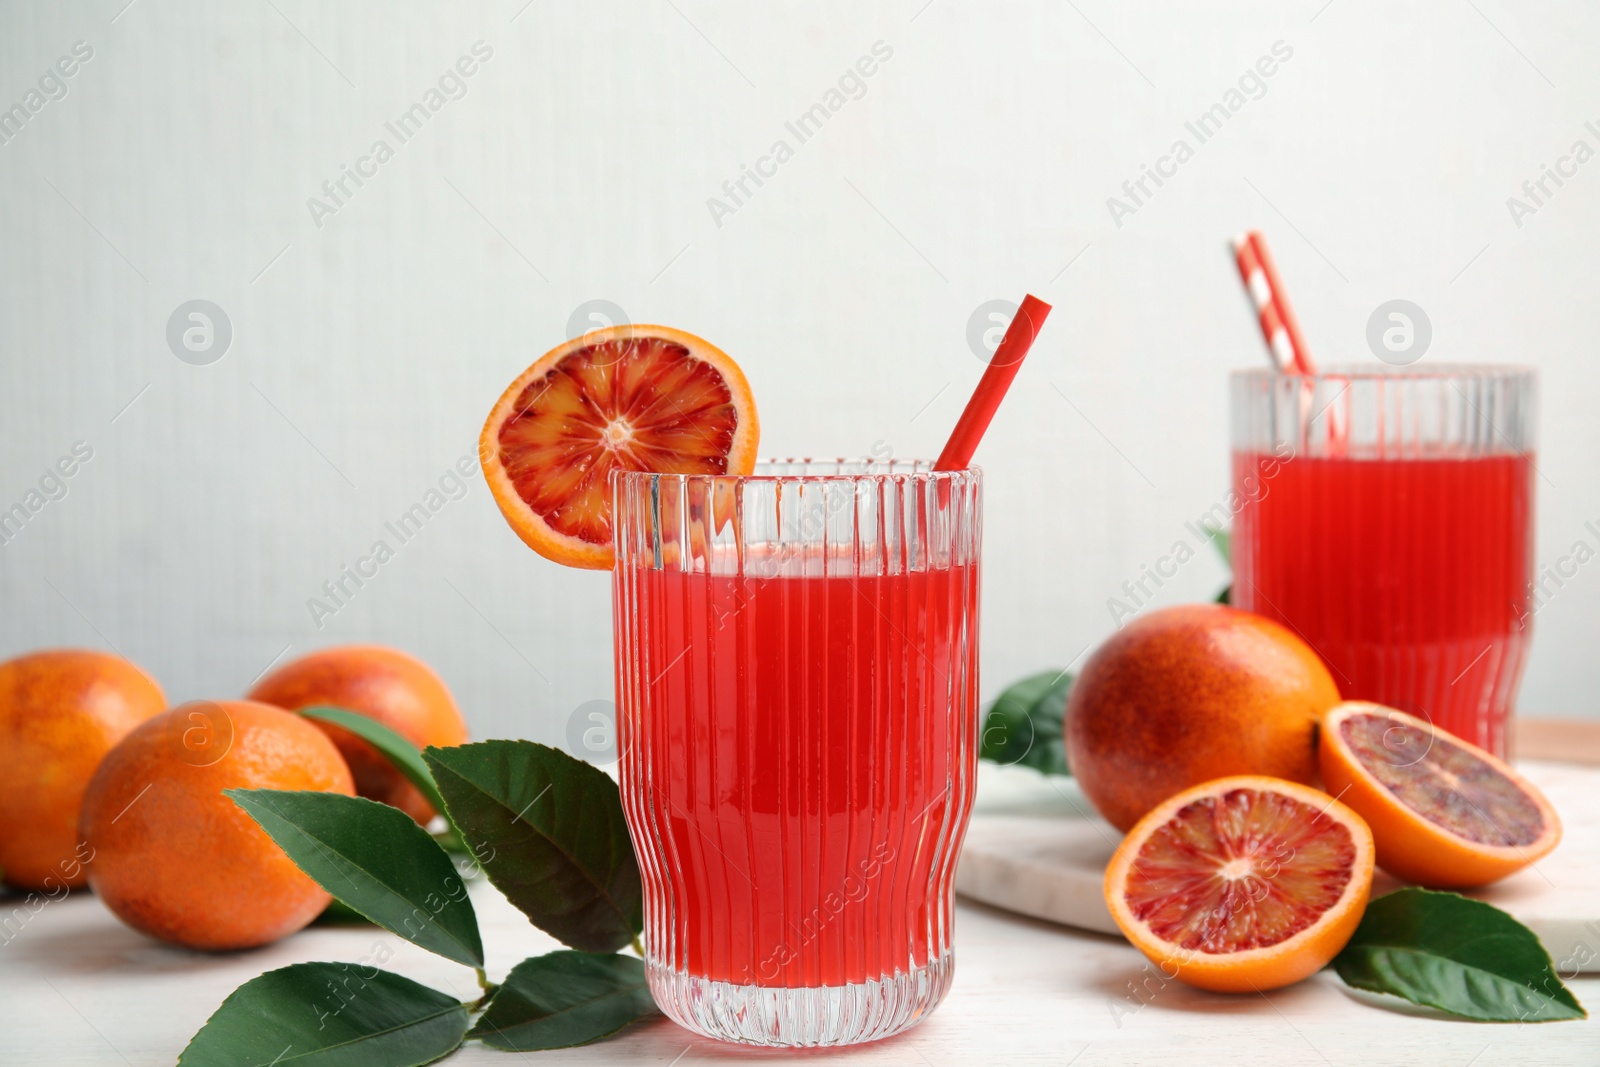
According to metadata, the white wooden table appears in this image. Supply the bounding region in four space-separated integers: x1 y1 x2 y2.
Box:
4 862 1596 1065
3 719 1597 1066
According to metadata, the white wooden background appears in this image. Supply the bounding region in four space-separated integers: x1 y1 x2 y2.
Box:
3 0 1600 744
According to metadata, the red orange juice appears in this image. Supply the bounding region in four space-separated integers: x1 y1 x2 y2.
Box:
1232 450 1533 755
612 462 982 1046
619 563 976 988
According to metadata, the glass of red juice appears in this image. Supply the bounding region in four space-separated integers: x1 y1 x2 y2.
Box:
611 459 981 1047
1230 366 1535 756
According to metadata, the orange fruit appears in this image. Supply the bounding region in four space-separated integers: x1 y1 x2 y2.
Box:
1066 604 1341 831
0 649 166 891
480 325 759 569
247 645 466 825
1319 701 1561 888
80 700 354 950
1105 775 1375 993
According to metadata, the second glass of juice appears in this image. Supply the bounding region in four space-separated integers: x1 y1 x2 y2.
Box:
612 460 981 1047
1230 366 1535 756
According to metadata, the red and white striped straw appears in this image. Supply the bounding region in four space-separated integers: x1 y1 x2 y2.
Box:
1232 230 1346 445
1231 231 1316 375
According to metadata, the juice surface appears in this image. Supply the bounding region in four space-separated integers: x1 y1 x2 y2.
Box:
617 562 978 988
1232 451 1532 754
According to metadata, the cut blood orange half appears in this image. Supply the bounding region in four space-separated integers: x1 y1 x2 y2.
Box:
1105 775 1375 993
1319 701 1561 888
480 325 759 569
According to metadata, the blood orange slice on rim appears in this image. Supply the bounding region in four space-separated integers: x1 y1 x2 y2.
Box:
480 325 759 569
1319 701 1561 888
1104 775 1375 993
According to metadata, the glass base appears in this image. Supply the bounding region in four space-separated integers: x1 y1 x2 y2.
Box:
646 953 954 1047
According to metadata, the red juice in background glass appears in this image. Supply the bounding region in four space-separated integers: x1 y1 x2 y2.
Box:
1233 452 1532 751
1230 368 1536 757
612 462 981 1047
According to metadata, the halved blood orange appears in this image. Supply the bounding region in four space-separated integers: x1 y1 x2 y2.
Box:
1319 701 1561 888
1105 775 1374 993
480 325 759 569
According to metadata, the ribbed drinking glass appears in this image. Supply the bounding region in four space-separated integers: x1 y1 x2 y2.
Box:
1230 366 1535 756
611 459 981 1046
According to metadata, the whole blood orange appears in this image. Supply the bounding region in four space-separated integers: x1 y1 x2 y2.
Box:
0 649 166 891
248 645 466 824
1066 603 1341 831
480 325 759 569
80 700 354 950
1105 775 1375 993
1320 701 1561 888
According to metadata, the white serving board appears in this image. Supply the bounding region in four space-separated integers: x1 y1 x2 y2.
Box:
957 759 1600 973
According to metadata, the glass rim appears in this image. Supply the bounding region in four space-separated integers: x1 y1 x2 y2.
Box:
1231 363 1535 383
609 458 982 486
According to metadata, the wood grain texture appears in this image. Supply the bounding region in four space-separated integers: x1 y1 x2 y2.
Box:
1518 718 1600 766
2 876 1595 1065
8 739 1598 1064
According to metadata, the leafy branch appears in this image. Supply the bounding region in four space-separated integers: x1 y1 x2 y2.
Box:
978 669 1073 776
179 711 656 1066
1334 888 1586 1023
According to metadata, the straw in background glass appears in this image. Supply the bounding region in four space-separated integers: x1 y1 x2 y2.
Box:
1232 231 1315 375
1231 232 1344 445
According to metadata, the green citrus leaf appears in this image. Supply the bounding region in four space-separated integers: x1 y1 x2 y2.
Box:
1202 522 1230 566
468 951 657 1050
423 741 642 953
228 789 483 968
313 898 374 926
1203 524 1232 602
979 669 1072 776
1334 888 1586 1022
178 962 468 1066
298 705 448 818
